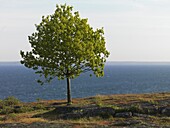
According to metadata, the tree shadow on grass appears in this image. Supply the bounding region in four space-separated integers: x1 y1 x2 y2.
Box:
33 106 115 120
51 102 67 106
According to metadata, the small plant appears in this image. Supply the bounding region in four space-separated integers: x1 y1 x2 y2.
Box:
15 106 34 113
3 96 21 106
2 113 18 121
111 105 121 110
92 95 103 107
128 104 143 113
139 98 159 105
0 100 4 108
148 100 159 105
34 104 46 110
0 106 14 114
36 98 42 102
0 97 22 114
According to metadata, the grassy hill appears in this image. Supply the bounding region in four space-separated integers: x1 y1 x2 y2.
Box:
0 92 170 128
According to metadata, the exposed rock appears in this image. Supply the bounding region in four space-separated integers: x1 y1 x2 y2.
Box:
55 106 116 119
0 122 73 128
143 105 159 115
14 106 21 109
114 120 141 127
115 112 132 118
83 107 115 118
161 107 170 116
133 113 148 118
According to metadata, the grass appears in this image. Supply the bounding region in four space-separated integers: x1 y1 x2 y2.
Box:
0 92 169 127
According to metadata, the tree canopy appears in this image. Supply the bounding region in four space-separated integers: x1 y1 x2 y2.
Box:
20 4 109 104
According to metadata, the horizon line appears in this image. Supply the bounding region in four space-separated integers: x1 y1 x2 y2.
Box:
1 61 170 63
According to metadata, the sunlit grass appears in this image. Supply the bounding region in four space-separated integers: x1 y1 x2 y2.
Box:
0 92 169 127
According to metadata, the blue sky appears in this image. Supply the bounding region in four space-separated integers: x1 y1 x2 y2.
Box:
1 0 170 61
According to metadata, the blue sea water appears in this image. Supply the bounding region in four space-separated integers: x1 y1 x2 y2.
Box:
0 62 170 102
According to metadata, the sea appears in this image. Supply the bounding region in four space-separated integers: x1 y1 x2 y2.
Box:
0 62 170 102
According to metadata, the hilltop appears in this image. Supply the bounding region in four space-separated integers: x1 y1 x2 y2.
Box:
0 92 169 128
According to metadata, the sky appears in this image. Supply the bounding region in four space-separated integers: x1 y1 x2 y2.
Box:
1 0 170 62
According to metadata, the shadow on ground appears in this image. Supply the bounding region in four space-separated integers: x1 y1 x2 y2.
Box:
33 105 115 120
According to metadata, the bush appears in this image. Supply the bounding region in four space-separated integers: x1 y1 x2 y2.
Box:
3 96 21 106
0 106 14 114
14 106 34 113
0 97 48 115
0 100 4 108
128 104 143 113
0 96 22 114
2 113 17 121
34 104 46 110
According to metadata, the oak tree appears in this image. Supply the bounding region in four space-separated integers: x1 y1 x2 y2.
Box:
20 4 109 104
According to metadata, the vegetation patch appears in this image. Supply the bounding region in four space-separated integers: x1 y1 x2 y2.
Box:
0 92 169 127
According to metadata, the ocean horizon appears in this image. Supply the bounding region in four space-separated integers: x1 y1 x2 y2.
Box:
0 62 170 102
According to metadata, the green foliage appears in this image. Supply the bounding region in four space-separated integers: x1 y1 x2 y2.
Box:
2 113 18 121
114 104 144 114
2 96 21 106
15 106 34 113
0 96 47 115
33 104 46 110
0 106 14 114
0 96 21 114
147 100 159 105
20 4 109 84
36 98 42 102
92 95 103 107
128 104 143 113
0 97 20 114
111 105 121 110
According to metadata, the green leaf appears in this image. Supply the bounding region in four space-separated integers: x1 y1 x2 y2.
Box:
20 3 109 84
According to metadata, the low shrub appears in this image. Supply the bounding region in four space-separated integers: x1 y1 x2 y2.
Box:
0 106 14 114
33 104 46 110
0 100 4 109
2 113 18 121
3 96 21 106
14 106 34 113
128 104 143 113
0 96 22 114
36 98 43 102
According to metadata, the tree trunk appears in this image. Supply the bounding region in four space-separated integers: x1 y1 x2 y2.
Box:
66 77 72 105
